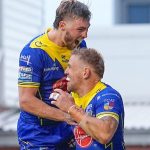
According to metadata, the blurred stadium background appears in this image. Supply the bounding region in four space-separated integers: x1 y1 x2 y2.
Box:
0 0 150 149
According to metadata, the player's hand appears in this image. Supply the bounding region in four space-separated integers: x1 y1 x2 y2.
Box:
50 89 75 112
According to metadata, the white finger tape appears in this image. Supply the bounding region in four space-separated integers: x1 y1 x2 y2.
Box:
50 93 60 100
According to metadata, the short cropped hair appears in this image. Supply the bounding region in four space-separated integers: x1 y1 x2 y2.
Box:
53 0 91 29
72 48 105 78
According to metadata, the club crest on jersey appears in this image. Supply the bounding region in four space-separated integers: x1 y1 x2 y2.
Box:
74 126 92 148
104 99 115 110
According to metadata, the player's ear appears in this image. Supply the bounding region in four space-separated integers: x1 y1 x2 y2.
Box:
83 67 91 79
59 21 66 31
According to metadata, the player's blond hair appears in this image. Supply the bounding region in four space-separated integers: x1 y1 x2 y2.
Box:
72 48 105 78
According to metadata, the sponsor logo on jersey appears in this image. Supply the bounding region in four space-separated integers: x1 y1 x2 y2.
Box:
44 67 59 72
20 55 31 65
61 55 69 63
35 41 47 47
19 66 32 73
44 63 59 72
102 93 120 99
74 126 92 148
18 72 32 81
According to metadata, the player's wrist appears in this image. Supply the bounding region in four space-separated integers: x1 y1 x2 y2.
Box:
78 113 88 127
64 112 71 122
68 105 85 123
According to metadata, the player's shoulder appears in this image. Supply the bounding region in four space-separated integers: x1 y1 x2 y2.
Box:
29 33 47 49
29 28 54 50
21 33 47 54
79 40 87 48
95 84 122 101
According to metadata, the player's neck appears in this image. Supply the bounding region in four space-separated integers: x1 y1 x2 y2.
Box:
48 29 65 47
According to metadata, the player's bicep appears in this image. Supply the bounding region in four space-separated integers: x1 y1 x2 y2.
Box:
19 86 38 103
99 115 118 134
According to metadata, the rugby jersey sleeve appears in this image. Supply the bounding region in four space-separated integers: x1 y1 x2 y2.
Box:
95 91 123 122
18 46 43 88
79 40 87 48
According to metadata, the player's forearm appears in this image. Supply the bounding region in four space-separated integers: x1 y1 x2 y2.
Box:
68 105 115 144
68 105 99 138
19 95 66 122
78 115 114 144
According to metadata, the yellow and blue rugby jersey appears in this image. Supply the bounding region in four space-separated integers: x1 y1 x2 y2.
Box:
18 29 72 103
17 29 87 148
18 28 86 106
72 82 125 150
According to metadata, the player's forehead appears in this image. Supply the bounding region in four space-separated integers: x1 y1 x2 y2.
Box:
66 17 90 28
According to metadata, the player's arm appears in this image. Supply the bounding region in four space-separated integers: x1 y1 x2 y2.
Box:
68 106 118 144
19 86 70 122
51 89 118 144
18 48 75 124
